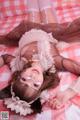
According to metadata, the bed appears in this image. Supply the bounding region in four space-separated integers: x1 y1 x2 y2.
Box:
0 0 80 120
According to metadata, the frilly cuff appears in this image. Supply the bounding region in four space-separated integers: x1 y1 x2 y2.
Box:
69 77 80 95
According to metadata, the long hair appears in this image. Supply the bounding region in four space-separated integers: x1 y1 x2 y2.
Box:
1 18 80 47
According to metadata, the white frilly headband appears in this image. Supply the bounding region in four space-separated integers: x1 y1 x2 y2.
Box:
4 83 50 116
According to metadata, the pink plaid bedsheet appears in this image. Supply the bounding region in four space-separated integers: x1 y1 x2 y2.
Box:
0 0 80 120
0 0 80 35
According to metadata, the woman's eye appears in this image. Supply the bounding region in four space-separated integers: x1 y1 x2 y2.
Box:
34 83 39 87
21 77 26 81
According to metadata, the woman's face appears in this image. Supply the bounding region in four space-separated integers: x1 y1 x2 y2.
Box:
20 62 44 91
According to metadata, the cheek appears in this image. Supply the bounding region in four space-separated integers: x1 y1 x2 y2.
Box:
36 74 43 82
26 87 38 97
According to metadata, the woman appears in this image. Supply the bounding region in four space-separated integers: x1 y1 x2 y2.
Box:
0 0 80 115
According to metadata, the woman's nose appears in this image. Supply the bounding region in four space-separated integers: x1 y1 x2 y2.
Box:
24 68 32 75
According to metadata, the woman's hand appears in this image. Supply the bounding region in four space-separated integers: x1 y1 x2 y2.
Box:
48 88 77 109
0 56 4 67
0 54 15 69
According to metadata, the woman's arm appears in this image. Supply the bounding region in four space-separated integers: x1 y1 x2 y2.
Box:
50 57 80 109
51 45 80 75
54 55 80 75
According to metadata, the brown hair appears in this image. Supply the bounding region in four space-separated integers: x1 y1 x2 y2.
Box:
0 19 80 47
12 70 59 101
12 63 60 113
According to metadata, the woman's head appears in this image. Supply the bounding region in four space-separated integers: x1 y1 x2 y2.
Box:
12 62 44 103
11 61 60 113
12 61 60 104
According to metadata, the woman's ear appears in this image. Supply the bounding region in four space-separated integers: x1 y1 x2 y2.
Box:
31 98 42 113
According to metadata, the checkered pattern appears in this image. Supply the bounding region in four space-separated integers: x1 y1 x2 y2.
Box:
0 0 28 18
0 0 80 35
0 0 80 120
0 15 28 35
54 0 80 23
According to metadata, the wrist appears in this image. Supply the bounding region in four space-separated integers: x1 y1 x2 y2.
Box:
0 56 4 67
2 54 14 65
67 87 78 98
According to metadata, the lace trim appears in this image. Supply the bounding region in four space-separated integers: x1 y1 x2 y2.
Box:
10 29 57 72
